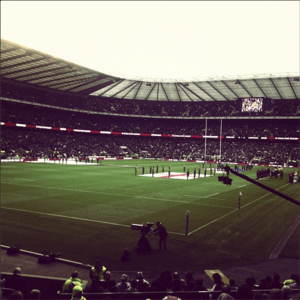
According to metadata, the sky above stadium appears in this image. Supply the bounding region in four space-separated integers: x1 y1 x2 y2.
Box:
1 1 299 81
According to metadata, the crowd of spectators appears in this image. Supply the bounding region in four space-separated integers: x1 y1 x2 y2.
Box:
1 101 300 138
2 264 299 299
1 81 300 118
1 85 299 166
1 126 298 166
1 267 42 299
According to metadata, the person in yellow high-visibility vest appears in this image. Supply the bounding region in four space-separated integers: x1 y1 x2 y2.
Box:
72 286 86 300
89 260 107 281
62 271 83 293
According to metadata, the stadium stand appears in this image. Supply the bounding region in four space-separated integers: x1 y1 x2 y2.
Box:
1 98 299 166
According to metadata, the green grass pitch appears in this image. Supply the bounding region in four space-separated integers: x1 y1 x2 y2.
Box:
1 160 299 272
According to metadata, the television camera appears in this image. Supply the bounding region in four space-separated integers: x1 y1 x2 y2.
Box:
131 223 154 254
131 222 154 235
38 251 61 264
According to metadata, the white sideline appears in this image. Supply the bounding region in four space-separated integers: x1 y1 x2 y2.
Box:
188 183 291 235
1 206 130 227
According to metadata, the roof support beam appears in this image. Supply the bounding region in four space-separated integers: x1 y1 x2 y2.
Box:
239 82 253 97
175 83 182 101
1 54 35 63
111 81 138 98
206 81 228 100
30 72 93 85
1 61 61 76
145 83 157 100
133 82 143 100
1 57 48 70
178 84 193 101
10 66 77 80
160 83 169 101
286 77 298 99
221 80 239 99
96 80 124 97
269 78 283 99
49 79 90 91
1 47 19 55
63 77 107 92
193 82 216 101
253 79 268 98
121 81 140 99
43 77 94 89
179 83 204 101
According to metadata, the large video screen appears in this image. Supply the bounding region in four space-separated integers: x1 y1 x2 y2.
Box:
241 97 263 112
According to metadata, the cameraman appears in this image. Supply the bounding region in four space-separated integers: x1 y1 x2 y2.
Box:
153 221 168 251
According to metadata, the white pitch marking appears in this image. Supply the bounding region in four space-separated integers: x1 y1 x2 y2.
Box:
204 193 219 198
109 187 142 191
14 178 35 181
184 195 225 200
188 183 291 235
1 182 235 209
1 207 185 235
1 207 130 227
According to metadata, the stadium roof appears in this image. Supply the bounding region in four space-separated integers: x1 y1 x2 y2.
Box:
1 38 299 101
0 39 121 95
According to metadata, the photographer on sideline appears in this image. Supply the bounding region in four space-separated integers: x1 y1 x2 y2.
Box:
153 221 168 251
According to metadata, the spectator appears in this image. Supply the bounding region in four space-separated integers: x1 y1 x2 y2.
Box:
28 289 41 299
185 271 195 286
150 271 169 292
269 273 283 289
228 279 238 291
245 276 258 290
217 293 235 300
116 274 130 292
265 276 273 289
194 278 209 299
8 291 24 299
136 272 150 292
4 268 26 297
259 278 268 289
210 273 225 299
169 278 184 292
125 279 138 292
